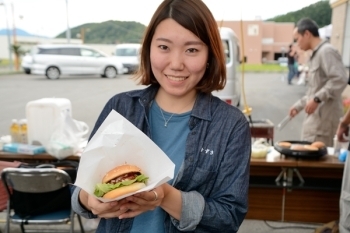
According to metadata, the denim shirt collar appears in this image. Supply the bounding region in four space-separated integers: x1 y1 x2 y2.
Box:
127 84 214 126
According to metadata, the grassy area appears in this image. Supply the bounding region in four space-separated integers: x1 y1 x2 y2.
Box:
0 59 10 66
0 58 23 75
239 64 288 73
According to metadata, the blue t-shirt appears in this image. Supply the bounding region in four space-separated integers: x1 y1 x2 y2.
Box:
130 101 191 233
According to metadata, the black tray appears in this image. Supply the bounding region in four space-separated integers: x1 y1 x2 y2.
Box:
274 140 327 159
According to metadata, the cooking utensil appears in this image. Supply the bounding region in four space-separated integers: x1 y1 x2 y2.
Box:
274 140 327 159
277 116 292 131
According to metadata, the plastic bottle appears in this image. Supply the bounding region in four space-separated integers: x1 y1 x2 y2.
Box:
19 119 28 144
10 119 20 143
333 135 341 157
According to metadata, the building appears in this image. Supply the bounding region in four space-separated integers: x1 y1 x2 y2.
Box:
218 21 295 64
0 36 117 61
0 35 82 60
330 0 350 68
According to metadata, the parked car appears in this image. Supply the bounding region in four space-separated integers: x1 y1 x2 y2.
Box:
278 57 288 67
212 27 241 107
25 44 127 79
21 54 32 74
114 43 141 74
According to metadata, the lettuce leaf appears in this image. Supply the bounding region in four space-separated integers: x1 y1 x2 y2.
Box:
94 174 148 197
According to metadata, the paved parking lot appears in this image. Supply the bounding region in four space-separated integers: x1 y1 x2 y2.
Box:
0 72 307 143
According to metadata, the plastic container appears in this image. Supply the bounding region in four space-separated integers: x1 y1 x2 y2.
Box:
19 119 28 144
333 135 341 157
10 119 20 143
26 98 72 146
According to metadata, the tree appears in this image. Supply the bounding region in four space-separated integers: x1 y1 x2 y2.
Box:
266 1 332 28
10 44 25 71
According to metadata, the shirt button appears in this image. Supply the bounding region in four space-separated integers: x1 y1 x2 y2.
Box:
192 131 196 135
188 156 193 162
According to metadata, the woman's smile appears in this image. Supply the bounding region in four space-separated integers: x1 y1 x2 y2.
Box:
165 75 188 82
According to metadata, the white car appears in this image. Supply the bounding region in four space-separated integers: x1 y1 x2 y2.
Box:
278 57 288 67
212 27 241 107
114 43 141 74
21 54 33 74
26 44 127 79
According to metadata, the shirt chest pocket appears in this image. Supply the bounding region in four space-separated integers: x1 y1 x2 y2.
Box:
188 167 217 194
309 64 319 74
308 64 320 84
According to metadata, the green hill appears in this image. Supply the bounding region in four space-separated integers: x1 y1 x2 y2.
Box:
266 0 331 27
55 1 331 44
55 20 146 44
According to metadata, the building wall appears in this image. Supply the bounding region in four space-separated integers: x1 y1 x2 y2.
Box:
330 0 348 54
343 1 350 66
331 0 350 67
220 21 263 64
219 21 294 64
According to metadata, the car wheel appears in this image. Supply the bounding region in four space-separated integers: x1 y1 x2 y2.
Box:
104 66 117 78
100 74 106 78
46 67 60 80
24 69 31 74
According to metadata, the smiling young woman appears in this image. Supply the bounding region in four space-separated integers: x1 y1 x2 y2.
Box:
71 1 251 233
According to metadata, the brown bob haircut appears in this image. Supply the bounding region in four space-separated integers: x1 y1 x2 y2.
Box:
135 0 226 94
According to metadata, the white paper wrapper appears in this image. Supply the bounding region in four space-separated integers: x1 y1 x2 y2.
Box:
74 109 175 202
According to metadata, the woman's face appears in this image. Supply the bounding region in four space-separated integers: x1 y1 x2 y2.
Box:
150 18 208 98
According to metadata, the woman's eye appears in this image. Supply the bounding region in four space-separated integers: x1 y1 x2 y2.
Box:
187 48 198 53
159 45 168 50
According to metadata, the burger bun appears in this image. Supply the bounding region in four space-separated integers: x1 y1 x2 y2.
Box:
304 145 319 151
103 164 142 183
290 144 309 151
103 182 146 199
311 141 325 149
278 141 292 148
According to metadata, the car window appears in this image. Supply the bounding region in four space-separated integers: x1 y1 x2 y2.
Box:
116 48 137 56
222 40 231 64
31 47 39 55
80 48 103 57
38 48 60 55
59 48 80 56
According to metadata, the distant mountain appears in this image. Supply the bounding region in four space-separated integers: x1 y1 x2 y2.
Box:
266 0 331 27
55 20 146 44
0 28 48 38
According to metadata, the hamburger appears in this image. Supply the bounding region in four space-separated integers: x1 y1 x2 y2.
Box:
94 164 148 199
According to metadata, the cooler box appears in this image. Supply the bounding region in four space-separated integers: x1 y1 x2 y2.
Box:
26 98 72 146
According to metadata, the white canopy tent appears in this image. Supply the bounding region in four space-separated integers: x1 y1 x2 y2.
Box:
318 24 332 40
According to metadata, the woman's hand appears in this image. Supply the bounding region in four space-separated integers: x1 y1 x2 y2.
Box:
117 186 164 219
86 193 129 219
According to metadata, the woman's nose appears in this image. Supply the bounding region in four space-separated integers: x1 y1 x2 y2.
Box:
169 52 184 70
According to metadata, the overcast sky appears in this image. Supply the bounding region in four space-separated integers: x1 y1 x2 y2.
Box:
0 0 323 38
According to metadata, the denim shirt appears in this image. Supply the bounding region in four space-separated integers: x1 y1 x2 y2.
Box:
72 85 251 233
